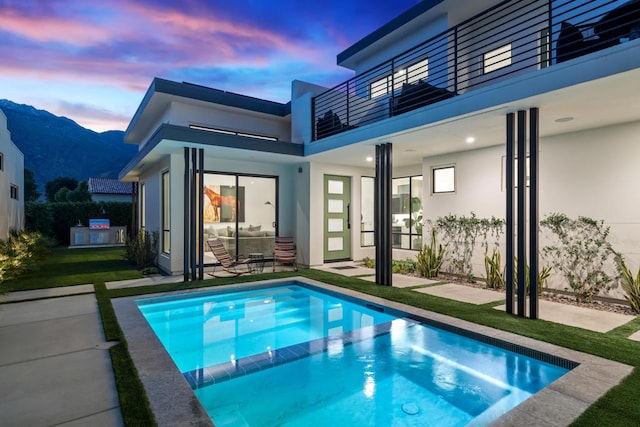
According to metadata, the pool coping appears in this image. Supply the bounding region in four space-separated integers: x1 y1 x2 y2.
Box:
112 277 634 427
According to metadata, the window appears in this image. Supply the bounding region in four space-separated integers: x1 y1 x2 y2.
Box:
0 152 4 171
189 124 278 141
370 58 429 98
539 28 550 69
484 44 512 74
10 184 18 200
392 176 423 250
162 172 170 254
433 166 455 193
360 177 375 246
140 183 146 230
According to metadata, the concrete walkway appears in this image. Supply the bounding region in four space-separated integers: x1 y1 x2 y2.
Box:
0 287 123 427
412 282 636 333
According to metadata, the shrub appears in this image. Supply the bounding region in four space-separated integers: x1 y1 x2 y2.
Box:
362 257 375 268
416 229 446 278
125 230 159 269
0 230 52 284
541 213 616 302
25 201 132 245
614 255 640 314
392 258 416 275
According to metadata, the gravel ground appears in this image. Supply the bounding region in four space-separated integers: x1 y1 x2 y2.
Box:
436 274 638 316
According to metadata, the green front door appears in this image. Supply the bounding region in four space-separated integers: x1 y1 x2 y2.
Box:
324 175 351 261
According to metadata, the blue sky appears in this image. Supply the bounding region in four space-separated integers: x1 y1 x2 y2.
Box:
0 0 420 131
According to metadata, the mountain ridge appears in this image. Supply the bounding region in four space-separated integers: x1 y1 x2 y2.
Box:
0 99 137 195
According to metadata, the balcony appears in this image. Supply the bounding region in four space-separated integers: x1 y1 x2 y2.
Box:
312 0 640 141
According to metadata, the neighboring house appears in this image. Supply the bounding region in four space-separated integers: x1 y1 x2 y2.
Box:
120 0 640 313
88 177 133 203
0 109 24 240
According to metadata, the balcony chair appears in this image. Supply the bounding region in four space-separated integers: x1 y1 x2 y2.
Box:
207 238 252 276
272 236 298 272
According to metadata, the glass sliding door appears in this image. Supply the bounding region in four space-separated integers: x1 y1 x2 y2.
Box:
237 176 276 260
202 173 277 264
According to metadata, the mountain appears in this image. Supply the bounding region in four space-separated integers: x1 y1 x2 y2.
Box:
0 99 137 196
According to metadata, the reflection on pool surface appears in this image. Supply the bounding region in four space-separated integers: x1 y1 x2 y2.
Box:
136 281 571 426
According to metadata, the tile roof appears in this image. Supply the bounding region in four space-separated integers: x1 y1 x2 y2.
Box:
88 178 133 195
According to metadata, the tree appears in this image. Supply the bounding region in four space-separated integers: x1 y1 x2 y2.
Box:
67 181 92 202
23 168 40 201
45 177 77 202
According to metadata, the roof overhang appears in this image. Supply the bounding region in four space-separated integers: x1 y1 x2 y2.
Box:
119 124 303 181
124 78 292 145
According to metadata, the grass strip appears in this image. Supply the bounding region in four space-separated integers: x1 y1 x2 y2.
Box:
95 282 157 426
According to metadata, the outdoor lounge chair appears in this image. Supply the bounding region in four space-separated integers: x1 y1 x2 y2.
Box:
272 236 298 271
207 238 252 276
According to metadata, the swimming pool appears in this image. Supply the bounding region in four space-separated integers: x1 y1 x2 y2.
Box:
135 281 573 426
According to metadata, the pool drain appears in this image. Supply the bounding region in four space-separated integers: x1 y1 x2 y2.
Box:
401 402 419 415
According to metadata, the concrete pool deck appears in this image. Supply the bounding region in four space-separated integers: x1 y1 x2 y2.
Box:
1 269 638 426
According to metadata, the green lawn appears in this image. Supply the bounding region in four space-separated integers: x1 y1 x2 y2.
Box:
3 247 640 426
4 246 143 291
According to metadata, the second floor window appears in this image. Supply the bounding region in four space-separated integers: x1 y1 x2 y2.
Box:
371 58 429 98
484 44 512 74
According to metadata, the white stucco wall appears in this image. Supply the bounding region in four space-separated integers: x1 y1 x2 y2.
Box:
0 110 24 239
422 120 640 298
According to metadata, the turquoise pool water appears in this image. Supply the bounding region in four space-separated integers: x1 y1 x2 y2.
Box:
136 281 570 426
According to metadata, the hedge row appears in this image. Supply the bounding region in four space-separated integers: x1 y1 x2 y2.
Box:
25 201 132 245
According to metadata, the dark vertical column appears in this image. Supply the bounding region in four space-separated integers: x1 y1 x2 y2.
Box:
375 143 392 286
517 110 527 317
529 108 540 319
183 147 190 282
190 148 197 281
198 148 204 280
505 113 515 314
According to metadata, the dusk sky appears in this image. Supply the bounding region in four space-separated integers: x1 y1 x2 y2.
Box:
1 0 421 132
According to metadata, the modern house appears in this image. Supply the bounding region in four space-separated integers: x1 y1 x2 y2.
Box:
88 177 133 203
0 109 24 240
120 0 640 315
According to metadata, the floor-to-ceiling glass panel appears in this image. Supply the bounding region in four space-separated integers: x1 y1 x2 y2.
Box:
392 177 410 249
411 176 424 250
361 177 375 247
237 176 276 263
203 174 237 261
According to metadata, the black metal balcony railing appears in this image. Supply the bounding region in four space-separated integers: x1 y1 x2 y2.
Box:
312 0 639 141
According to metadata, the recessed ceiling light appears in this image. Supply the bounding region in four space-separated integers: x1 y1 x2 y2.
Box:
366 156 373 162
404 148 415 152
466 137 475 143
555 116 574 123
